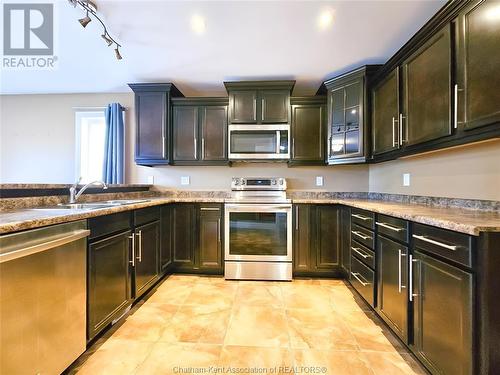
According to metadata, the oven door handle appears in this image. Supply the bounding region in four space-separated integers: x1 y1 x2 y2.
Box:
225 204 292 211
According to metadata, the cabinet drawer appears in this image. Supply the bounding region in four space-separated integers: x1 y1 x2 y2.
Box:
351 240 375 269
351 223 375 250
375 214 409 243
134 206 161 226
350 255 375 307
413 223 473 268
351 208 375 230
89 211 132 240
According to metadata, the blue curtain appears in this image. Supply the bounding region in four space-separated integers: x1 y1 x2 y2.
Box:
103 103 125 184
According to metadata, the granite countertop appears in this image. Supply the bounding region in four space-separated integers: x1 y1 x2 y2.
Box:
1 196 499 236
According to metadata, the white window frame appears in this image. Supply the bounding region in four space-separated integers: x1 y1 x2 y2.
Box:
74 109 107 183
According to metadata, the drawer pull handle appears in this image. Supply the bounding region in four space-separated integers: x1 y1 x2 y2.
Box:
351 272 370 287
351 247 372 259
200 207 220 211
376 221 404 232
351 230 371 241
352 214 371 221
412 234 458 251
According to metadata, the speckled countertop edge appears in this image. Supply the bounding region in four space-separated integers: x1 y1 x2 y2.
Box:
1 196 499 236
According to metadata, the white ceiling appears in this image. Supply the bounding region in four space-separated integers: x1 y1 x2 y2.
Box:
0 0 446 96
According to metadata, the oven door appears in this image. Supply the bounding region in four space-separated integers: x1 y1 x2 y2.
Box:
228 125 290 160
224 203 292 262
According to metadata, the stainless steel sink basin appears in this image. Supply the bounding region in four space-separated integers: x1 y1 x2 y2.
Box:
32 199 150 211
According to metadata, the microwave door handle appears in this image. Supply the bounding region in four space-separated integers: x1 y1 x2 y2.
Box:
276 130 280 154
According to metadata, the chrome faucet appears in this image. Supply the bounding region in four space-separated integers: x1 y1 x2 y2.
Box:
69 178 108 204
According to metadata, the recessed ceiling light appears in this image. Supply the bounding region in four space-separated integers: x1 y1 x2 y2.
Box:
191 15 206 35
318 9 335 31
486 5 500 21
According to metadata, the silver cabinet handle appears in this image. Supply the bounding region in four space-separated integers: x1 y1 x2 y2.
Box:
412 234 458 251
276 130 280 154
295 206 299 231
129 233 135 267
194 138 197 160
399 113 405 145
398 249 407 293
409 254 418 301
454 84 458 129
351 272 370 287
351 247 372 259
351 230 371 241
162 136 166 158
137 230 142 262
352 214 370 221
200 207 220 211
218 218 221 243
392 116 398 148
261 98 265 122
292 138 295 158
376 221 404 232
201 138 205 160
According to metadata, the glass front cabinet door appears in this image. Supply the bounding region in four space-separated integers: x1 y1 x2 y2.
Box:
325 65 380 165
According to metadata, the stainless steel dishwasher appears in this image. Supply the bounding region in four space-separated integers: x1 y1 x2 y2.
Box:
0 220 89 375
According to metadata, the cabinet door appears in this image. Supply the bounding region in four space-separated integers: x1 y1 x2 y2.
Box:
412 250 473 375
88 231 131 340
377 236 408 341
314 205 340 270
160 205 172 273
229 90 257 123
201 106 227 161
293 204 312 273
291 104 325 162
260 90 289 123
198 206 223 271
173 204 196 270
340 207 351 274
456 0 500 130
135 92 168 162
403 25 452 146
173 106 198 161
134 221 160 298
372 69 400 155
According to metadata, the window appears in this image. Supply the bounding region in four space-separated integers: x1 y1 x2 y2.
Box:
75 110 106 183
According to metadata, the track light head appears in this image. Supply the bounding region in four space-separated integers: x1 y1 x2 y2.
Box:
68 0 77 7
101 33 113 46
114 46 122 60
79 13 91 27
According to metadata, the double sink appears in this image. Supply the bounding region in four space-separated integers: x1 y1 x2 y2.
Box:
33 199 151 211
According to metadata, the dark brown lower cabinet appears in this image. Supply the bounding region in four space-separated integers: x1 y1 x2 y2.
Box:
134 221 160 299
172 203 223 274
293 204 341 276
88 230 132 341
198 205 223 272
377 235 408 341
172 204 197 270
160 205 172 273
411 250 473 375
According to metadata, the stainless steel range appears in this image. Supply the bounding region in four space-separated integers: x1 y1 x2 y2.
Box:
224 177 292 281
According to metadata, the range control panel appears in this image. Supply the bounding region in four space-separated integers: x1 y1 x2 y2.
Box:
231 177 286 191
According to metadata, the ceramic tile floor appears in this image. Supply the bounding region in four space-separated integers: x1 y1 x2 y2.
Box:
67 275 427 375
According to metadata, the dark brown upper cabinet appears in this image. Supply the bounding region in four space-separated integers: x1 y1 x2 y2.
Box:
325 65 380 164
171 98 228 165
290 96 326 165
224 81 295 124
456 0 500 131
129 83 184 166
402 25 452 147
372 68 400 156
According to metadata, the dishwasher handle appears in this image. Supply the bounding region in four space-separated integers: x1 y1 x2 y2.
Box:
0 229 90 264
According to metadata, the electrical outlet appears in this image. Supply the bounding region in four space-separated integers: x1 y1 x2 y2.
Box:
181 176 190 186
403 173 411 187
147 175 155 184
316 176 324 187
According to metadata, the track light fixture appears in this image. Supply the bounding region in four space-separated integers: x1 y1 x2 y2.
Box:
69 0 123 60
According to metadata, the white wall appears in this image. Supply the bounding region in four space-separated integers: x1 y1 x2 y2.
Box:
0 93 369 191
368 139 500 201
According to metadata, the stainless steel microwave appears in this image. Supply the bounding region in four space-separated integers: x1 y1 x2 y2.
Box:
228 124 290 160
